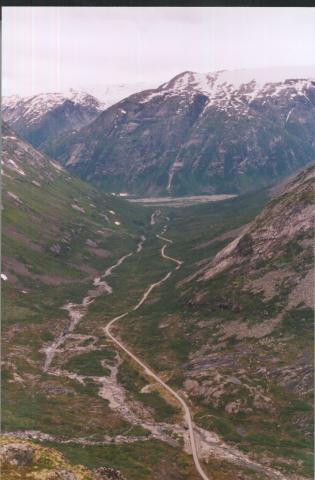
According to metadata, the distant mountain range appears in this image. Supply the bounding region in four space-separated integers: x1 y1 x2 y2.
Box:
3 66 315 196
2 82 160 153
2 90 105 150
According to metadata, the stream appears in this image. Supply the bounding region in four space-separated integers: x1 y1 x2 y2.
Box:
42 235 146 371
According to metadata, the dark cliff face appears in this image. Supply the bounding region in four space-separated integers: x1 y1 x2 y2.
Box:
29 100 101 149
2 92 104 151
44 72 315 195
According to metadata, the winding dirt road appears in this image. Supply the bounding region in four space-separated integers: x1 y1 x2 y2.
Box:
104 226 210 480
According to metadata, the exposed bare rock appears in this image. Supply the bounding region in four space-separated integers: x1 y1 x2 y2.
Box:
202 163 314 281
43 470 77 480
220 316 282 340
94 467 127 480
50 243 62 254
0 443 34 466
288 268 314 308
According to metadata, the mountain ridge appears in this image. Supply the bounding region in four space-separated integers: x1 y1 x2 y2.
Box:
2 91 104 150
42 68 315 196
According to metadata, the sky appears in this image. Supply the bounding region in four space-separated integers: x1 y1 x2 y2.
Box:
3 6 315 96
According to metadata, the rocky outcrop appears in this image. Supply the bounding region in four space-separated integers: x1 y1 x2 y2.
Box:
173 165 314 463
0 442 34 466
94 467 127 480
202 163 315 280
0 437 127 480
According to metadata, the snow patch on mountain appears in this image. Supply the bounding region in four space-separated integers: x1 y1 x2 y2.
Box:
7 159 26 176
143 66 315 109
2 83 159 120
2 95 21 107
218 65 315 87
2 90 105 127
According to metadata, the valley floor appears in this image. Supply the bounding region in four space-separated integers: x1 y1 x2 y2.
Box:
127 194 237 208
2 185 313 480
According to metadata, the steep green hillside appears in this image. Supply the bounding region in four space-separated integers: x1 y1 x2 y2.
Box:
2 123 150 331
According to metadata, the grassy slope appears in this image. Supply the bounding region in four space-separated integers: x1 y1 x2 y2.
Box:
1 130 147 439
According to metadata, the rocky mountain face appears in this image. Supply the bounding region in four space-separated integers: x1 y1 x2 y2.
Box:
186 163 314 391
2 90 104 150
179 165 314 472
1 82 160 152
44 69 315 195
201 164 314 281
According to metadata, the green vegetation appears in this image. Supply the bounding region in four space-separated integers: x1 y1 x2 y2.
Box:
2 378 138 439
3 130 314 480
194 394 314 478
282 305 314 335
64 349 114 376
46 440 200 480
1 437 95 480
118 361 178 422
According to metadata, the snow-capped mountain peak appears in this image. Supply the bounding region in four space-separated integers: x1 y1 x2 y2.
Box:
158 66 315 97
2 91 106 149
139 66 315 119
3 91 105 127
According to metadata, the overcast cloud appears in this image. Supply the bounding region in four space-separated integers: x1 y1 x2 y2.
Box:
3 6 315 96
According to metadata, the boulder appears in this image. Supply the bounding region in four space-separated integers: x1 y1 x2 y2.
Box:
0 442 34 466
